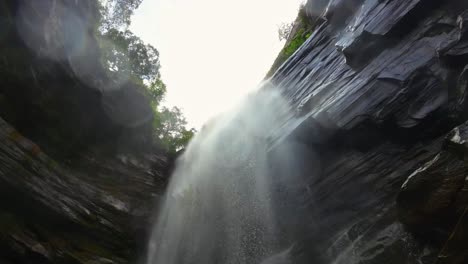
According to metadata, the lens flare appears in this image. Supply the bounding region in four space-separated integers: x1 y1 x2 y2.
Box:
16 1 88 62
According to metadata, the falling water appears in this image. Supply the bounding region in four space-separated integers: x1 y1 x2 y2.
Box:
146 87 306 264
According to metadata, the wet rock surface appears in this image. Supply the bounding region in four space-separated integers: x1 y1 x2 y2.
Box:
397 125 468 241
269 0 468 263
397 123 468 264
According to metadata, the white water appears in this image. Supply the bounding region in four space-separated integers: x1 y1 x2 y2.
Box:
146 87 299 264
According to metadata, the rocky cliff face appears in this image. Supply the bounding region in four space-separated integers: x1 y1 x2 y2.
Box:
0 1 171 263
2 0 468 263
268 0 468 263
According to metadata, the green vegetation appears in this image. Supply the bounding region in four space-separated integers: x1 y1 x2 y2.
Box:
283 28 312 57
266 6 320 78
154 107 196 152
99 0 144 31
97 0 195 153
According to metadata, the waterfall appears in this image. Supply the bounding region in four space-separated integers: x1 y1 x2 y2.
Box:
146 87 311 264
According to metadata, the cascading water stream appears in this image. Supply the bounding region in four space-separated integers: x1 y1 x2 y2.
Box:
146 87 313 264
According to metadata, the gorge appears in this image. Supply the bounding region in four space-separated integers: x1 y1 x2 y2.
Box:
1 0 468 263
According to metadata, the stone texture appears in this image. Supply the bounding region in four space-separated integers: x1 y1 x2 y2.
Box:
0 117 169 263
436 207 468 264
397 124 468 241
269 0 468 263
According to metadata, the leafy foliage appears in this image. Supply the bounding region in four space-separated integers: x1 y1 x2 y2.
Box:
282 28 312 57
154 107 196 152
99 0 143 31
266 5 320 78
97 0 195 153
100 29 162 86
147 79 167 104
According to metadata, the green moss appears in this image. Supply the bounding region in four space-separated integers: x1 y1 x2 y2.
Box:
283 28 308 57
265 6 320 78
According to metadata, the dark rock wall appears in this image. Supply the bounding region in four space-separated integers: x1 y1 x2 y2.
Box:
0 117 169 263
0 1 170 263
270 0 468 263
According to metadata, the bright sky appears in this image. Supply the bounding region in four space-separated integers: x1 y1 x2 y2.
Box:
131 0 304 129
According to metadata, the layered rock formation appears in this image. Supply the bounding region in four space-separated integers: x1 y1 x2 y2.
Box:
268 0 468 263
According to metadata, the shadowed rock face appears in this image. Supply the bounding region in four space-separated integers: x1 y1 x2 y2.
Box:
0 0 171 263
267 0 468 263
0 0 155 158
0 117 169 263
397 123 468 264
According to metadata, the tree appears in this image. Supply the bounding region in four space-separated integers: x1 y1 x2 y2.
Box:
278 22 294 41
97 0 195 151
100 29 161 84
99 0 143 31
147 78 167 104
154 107 196 153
